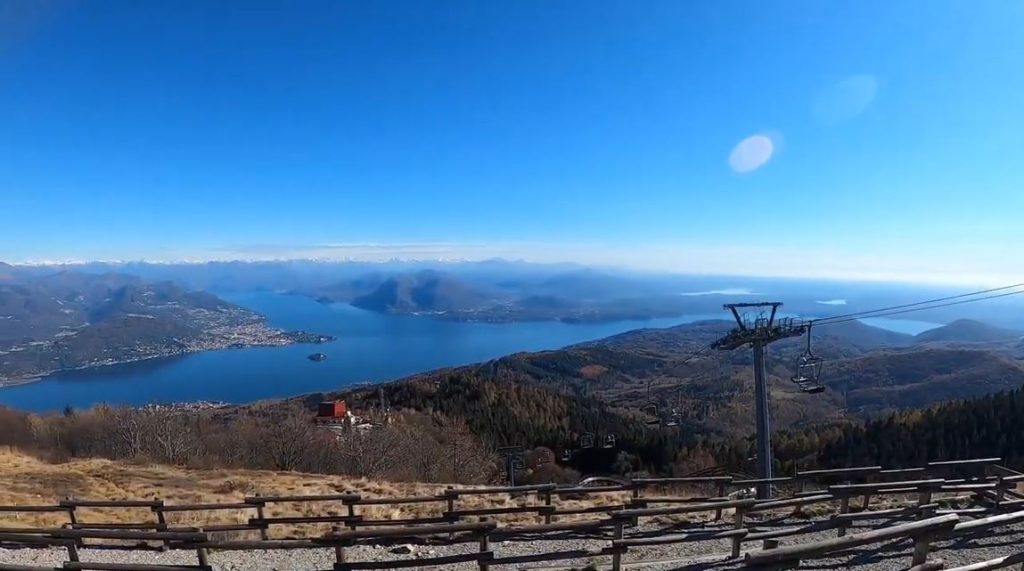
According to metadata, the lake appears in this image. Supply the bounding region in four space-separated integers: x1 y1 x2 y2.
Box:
0 292 722 413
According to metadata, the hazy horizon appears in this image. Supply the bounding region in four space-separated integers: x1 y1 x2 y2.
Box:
3 251 1018 290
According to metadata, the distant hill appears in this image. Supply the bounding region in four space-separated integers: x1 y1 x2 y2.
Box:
533 270 657 301
351 271 494 313
823 348 1024 414
0 269 321 384
306 274 388 303
515 295 578 311
813 320 914 352
915 319 1022 344
582 318 911 358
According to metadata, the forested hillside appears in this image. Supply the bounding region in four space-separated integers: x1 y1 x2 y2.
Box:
821 348 1024 413
683 386 1024 475
817 387 1024 469
306 372 693 475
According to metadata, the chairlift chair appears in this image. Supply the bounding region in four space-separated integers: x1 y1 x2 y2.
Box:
666 410 682 427
791 322 826 394
604 435 616 448
561 449 573 462
641 404 661 426
580 433 595 449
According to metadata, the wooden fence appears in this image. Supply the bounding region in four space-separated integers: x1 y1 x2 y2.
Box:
2 457 1023 571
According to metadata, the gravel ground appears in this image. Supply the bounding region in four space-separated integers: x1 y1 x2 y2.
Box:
3 517 1024 570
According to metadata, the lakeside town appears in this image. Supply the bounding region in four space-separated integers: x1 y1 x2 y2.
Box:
0 316 333 388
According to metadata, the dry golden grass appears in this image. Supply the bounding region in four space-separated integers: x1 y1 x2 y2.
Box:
0 449 632 536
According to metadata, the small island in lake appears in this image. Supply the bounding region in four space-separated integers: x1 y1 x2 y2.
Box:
307 352 328 362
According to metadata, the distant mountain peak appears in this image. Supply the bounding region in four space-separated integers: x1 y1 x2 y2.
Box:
351 271 489 313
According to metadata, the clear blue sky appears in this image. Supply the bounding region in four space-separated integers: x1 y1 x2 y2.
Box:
2 1 1023 283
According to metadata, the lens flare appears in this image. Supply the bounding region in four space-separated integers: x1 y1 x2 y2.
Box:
728 134 774 173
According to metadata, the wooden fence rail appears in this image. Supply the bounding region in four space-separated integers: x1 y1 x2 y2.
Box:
744 513 960 568
2 458 1021 571
943 551 1024 571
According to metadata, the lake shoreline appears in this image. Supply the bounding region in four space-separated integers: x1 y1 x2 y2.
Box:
0 327 335 391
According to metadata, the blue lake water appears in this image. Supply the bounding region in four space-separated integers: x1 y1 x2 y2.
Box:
0 292 722 413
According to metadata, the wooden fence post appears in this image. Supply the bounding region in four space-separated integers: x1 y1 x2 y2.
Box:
995 478 1007 508
732 505 746 558
478 520 491 571
911 533 934 566
345 492 358 531
254 493 269 540
446 487 457 541
918 490 933 520
333 528 346 564
611 519 625 571
65 498 78 528
153 498 170 550
715 481 727 520
195 529 211 571
837 496 851 537
792 475 805 517
542 489 552 524
63 498 83 548
65 540 80 563
862 470 876 512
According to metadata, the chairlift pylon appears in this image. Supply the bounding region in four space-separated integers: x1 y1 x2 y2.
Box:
791 322 825 394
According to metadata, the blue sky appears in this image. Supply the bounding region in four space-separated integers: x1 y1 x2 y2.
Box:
2 1 1023 284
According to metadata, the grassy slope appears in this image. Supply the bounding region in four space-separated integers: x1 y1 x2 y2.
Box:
0 448 632 532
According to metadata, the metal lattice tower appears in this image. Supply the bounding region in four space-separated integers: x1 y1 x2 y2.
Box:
711 302 806 499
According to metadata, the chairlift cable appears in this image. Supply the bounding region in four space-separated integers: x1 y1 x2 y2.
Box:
809 282 1024 325
812 288 1024 327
